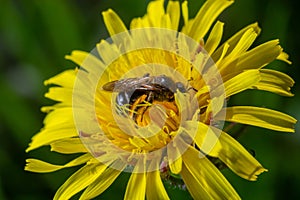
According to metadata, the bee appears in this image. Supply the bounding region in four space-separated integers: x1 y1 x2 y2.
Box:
102 73 187 115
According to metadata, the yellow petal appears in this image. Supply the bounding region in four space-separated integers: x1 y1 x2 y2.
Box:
96 39 121 65
65 50 106 75
166 0 180 30
80 164 125 200
213 22 261 61
65 50 87 65
102 9 128 36
168 143 182 174
129 136 150 149
180 12 198 40
252 69 295 96
180 164 213 199
277 51 292 64
26 128 78 152
175 87 196 120
215 43 230 66
131 16 151 28
130 17 141 29
124 166 147 200
50 138 87 154
206 95 226 119
221 69 261 97
182 147 240 199
216 106 297 132
44 69 77 88
146 0 165 27
236 40 282 71
211 127 267 180
25 153 92 173
146 170 170 200
43 107 74 128
183 121 222 157
184 0 233 42
225 28 257 58
45 87 72 103
26 107 77 152
173 39 193 80
219 28 258 73
161 12 172 29
54 163 108 200
181 1 189 27
41 103 67 113
204 21 224 55
96 40 130 80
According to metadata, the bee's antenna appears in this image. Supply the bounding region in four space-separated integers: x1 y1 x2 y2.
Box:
186 77 197 92
143 73 150 77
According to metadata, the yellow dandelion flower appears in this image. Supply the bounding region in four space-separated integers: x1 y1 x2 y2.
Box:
25 0 296 199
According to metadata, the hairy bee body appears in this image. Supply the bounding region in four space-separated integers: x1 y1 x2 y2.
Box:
102 74 186 114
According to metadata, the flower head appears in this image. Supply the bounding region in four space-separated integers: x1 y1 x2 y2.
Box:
25 0 296 199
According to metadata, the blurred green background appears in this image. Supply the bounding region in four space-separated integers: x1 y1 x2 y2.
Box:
0 0 299 199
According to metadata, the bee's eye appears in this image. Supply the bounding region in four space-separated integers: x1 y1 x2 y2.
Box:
156 76 173 88
175 82 186 93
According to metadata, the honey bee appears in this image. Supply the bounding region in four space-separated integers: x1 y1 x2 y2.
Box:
102 73 187 114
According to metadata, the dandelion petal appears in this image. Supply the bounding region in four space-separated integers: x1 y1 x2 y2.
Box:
217 106 297 132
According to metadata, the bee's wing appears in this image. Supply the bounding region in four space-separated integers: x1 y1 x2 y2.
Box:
102 80 118 91
102 76 151 92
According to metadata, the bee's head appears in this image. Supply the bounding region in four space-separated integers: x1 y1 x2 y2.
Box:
154 75 176 90
175 82 186 93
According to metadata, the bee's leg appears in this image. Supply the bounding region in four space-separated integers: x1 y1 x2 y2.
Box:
187 87 198 92
147 91 154 103
143 73 150 78
187 77 198 92
139 91 154 121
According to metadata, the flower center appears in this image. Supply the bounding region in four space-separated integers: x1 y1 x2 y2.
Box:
129 95 180 133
